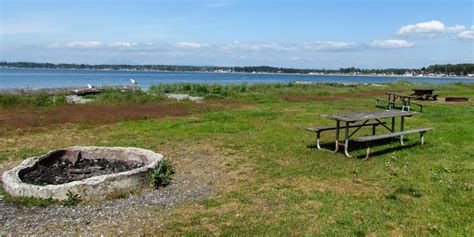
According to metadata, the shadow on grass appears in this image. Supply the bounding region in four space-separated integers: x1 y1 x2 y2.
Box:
307 138 422 159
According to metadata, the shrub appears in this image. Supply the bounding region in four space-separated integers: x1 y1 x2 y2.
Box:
151 159 174 188
61 191 81 206
95 89 162 104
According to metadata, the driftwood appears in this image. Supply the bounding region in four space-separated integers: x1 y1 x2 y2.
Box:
1 85 140 96
67 88 101 96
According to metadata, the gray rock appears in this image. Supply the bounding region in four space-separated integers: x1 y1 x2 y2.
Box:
164 93 204 102
66 95 94 104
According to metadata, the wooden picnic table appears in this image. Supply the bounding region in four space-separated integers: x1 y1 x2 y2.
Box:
375 92 425 112
412 89 438 100
385 92 414 111
320 110 418 158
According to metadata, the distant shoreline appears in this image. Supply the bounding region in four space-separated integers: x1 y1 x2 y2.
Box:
1 67 473 79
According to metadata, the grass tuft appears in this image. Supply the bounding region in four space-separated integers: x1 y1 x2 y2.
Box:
151 159 174 188
61 190 82 206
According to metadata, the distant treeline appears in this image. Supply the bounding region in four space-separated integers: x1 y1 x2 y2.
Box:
1 62 473 75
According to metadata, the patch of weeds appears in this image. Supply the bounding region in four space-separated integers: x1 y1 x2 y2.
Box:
386 185 423 200
354 230 366 237
229 191 250 204
61 190 81 206
0 186 57 207
151 159 174 188
427 223 441 234
385 161 398 176
106 189 143 200
201 198 222 209
336 214 353 226
0 93 64 108
95 88 162 104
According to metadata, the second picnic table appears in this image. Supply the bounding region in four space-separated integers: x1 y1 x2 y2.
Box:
307 110 431 159
412 89 438 100
376 92 424 112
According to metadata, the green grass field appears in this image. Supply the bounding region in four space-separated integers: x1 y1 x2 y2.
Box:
1 82 473 235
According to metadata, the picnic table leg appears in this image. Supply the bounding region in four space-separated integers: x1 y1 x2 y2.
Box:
344 122 352 158
400 116 405 145
391 117 395 132
316 131 322 149
387 95 392 109
331 121 340 153
372 124 376 135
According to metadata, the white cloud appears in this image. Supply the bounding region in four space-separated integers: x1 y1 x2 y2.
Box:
106 42 138 47
397 20 466 37
66 41 102 49
398 20 445 36
301 41 359 51
172 42 207 49
47 41 103 49
42 39 420 54
457 30 474 40
222 41 291 51
446 24 465 32
370 40 414 49
47 43 61 48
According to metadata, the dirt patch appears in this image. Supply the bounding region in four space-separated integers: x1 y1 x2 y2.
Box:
0 102 212 129
0 99 246 129
21 157 143 185
282 90 387 102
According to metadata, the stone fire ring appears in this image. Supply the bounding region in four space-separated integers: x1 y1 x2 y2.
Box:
2 146 163 201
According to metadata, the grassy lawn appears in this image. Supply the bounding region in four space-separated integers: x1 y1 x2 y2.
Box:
1 82 473 235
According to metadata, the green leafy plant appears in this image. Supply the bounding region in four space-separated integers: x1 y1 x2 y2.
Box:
61 190 81 206
151 159 174 188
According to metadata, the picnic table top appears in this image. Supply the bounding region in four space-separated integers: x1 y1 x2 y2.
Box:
385 92 415 98
413 88 435 92
322 110 417 122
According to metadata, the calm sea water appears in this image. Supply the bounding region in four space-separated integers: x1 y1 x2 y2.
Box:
0 68 472 89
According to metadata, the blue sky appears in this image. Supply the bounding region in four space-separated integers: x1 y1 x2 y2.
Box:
1 0 473 69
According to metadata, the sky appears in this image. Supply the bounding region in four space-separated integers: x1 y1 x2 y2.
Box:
0 0 473 69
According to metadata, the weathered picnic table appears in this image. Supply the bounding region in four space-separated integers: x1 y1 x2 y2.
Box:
306 110 431 159
411 89 438 100
376 92 424 112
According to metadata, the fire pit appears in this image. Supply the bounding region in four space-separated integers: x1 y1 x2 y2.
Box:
2 146 163 201
445 97 469 102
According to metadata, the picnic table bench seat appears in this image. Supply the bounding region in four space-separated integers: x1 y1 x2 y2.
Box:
306 121 386 150
375 97 424 112
352 128 431 159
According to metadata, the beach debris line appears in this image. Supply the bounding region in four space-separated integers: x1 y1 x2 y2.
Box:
293 81 387 87
68 85 139 96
